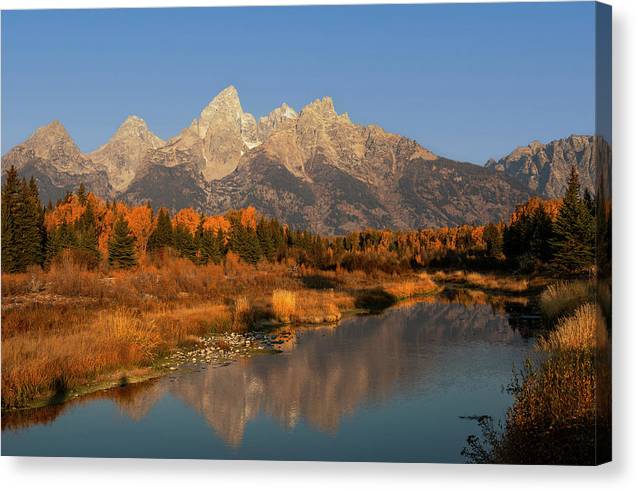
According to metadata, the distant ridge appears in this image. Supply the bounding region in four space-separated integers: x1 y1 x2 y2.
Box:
2 85 603 233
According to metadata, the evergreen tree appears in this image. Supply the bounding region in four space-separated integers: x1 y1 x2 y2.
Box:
529 205 554 263
229 219 261 264
2 166 24 272
148 208 173 251
550 166 595 274
173 222 197 261
76 201 101 267
24 176 45 266
583 188 596 217
257 218 276 262
198 225 224 265
1 167 44 272
108 216 137 269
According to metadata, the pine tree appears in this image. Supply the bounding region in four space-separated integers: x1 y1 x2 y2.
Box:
2 166 24 272
229 220 261 264
108 216 137 269
173 222 197 261
76 201 101 267
550 166 595 274
198 226 224 265
1 167 45 272
257 218 276 262
529 205 554 263
148 208 173 252
25 176 45 266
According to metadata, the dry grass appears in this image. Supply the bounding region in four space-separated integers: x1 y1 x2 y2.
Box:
2 272 39 297
433 270 529 292
538 303 608 352
2 308 160 408
271 289 342 324
146 303 232 341
232 295 252 331
293 290 342 324
383 272 436 299
272 289 297 322
539 280 594 321
2 255 441 408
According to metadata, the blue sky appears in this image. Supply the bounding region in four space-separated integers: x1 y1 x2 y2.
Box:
1 3 600 163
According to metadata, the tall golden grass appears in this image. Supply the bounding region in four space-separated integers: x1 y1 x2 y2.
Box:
433 270 529 292
272 289 296 322
538 303 608 352
384 272 437 299
539 280 593 321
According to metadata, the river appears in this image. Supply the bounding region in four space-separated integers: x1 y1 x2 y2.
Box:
1 291 538 462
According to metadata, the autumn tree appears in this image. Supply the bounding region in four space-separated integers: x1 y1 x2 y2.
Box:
108 215 137 269
126 205 153 258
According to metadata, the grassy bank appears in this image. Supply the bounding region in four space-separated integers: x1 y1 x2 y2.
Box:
464 279 611 465
1 254 438 410
431 270 546 294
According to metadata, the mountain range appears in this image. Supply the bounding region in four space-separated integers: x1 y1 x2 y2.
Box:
1 85 605 234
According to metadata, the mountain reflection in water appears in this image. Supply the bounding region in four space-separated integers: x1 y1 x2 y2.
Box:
2 296 535 461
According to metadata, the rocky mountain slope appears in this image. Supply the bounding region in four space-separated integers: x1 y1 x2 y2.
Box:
2 85 603 233
2 120 112 203
88 115 164 192
205 96 530 232
485 135 602 198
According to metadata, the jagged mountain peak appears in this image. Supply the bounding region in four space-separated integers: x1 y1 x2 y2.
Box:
215 84 239 100
485 134 600 197
257 103 299 141
197 85 243 133
88 115 165 192
107 115 164 146
2 119 112 201
301 96 337 118
262 102 298 122
29 119 73 142
21 119 83 162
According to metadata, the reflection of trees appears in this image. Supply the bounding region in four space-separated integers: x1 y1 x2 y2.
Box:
4 300 526 446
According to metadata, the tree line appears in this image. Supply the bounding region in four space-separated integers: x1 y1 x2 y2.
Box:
1 164 596 276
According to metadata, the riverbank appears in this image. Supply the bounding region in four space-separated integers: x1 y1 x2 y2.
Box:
2 256 440 411
463 278 612 465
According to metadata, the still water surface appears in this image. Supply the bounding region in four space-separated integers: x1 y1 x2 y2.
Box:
2 295 536 462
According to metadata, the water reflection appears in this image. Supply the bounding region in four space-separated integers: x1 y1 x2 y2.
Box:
3 295 534 453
